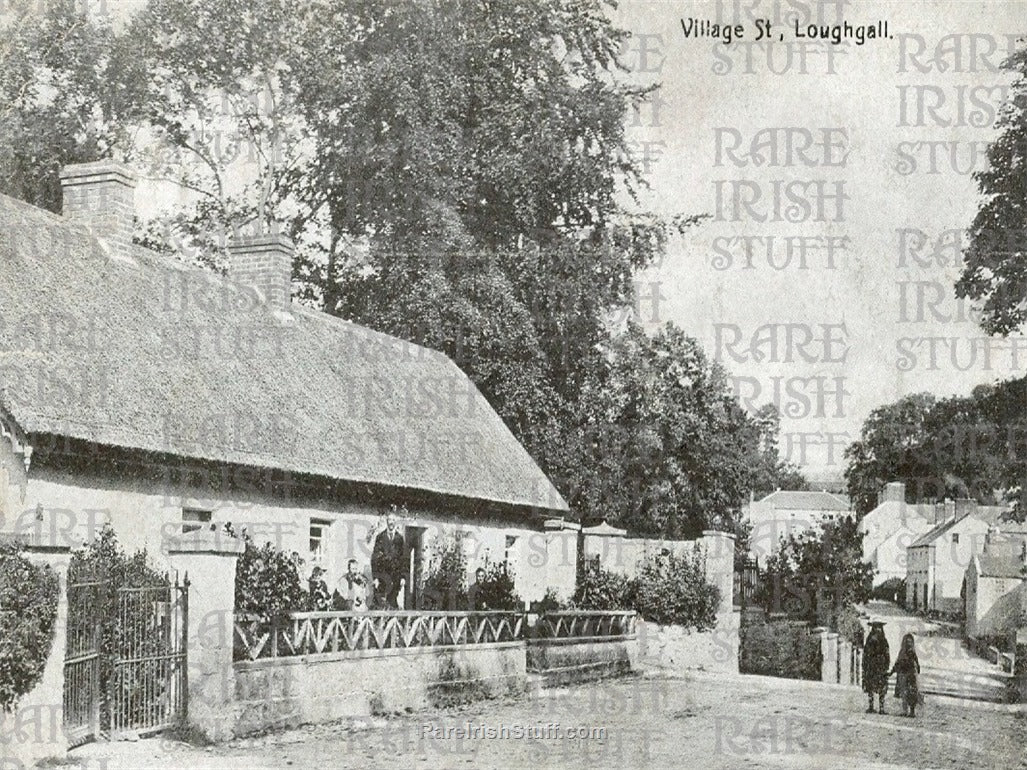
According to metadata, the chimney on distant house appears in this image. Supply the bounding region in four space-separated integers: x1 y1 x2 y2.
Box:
226 233 294 309
59 161 137 261
881 482 905 504
954 498 978 520
935 498 956 525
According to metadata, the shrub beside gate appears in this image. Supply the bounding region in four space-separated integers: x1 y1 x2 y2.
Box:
0 538 59 713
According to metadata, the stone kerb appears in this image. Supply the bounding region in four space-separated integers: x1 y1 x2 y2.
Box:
1 537 72 767
166 529 245 742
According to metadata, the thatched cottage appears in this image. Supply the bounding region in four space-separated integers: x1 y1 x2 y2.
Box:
0 161 576 605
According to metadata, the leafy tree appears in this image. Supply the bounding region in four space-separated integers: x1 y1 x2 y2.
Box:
956 45 1027 335
572 322 773 539
2 1 793 542
0 0 132 212
749 403 809 498
844 393 938 516
845 382 1026 518
761 517 874 627
118 0 309 270
0 539 59 712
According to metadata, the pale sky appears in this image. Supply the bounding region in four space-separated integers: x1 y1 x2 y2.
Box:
616 0 1027 478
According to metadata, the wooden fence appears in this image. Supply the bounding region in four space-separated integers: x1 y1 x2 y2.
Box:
233 610 525 661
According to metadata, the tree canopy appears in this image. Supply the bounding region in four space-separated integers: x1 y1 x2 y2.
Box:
0 0 805 538
761 517 873 627
956 46 1027 335
844 381 1026 518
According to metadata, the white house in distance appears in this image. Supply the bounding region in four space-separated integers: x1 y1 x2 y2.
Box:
964 528 1027 640
0 161 578 605
746 489 851 557
859 482 935 586
906 500 1021 616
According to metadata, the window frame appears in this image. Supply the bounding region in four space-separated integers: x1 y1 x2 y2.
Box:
309 518 332 565
182 507 212 534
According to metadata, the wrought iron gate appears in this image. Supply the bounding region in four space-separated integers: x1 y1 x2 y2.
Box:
109 578 189 738
64 578 103 748
63 574 189 744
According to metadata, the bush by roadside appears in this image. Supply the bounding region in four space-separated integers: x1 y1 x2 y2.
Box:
573 548 721 631
0 539 59 712
739 616 820 680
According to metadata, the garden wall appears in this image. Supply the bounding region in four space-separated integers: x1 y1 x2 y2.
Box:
233 641 526 736
636 612 740 675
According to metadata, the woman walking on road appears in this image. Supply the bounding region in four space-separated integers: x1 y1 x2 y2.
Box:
862 621 890 713
891 633 921 718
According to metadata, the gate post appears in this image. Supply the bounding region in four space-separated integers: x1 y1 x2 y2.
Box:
166 529 244 742
2 538 72 767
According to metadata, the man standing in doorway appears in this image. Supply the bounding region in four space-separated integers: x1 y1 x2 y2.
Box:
372 509 406 609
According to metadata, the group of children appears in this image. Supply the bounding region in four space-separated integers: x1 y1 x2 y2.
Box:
862 621 922 717
307 558 372 612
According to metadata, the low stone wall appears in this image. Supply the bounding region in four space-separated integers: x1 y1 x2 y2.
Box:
526 638 639 687
636 612 740 675
233 642 526 736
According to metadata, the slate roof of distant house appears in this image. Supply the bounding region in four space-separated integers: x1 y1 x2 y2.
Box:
911 517 962 548
977 553 1026 579
0 192 568 514
910 508 1024 548
758 490 850 511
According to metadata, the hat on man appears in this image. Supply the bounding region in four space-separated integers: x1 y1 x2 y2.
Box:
869 620 886 628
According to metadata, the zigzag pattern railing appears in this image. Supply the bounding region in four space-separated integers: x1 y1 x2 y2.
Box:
234 611 525 661
534 611 638 642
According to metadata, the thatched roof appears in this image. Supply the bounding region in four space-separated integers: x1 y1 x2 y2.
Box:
0 192 568 515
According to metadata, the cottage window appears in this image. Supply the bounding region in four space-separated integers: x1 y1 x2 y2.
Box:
310 518 331 564
951 533 959 544
182 508 212 534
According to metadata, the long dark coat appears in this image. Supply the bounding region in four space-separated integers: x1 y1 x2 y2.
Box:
862 631 890 694
371 529 406 606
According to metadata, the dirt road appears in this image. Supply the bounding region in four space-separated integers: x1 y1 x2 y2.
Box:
66 669 1027 770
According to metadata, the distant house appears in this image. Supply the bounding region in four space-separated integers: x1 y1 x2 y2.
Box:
745 489 851 557
0 161 575 605
964 529 1027 640
859 482 935 585
905 500 1022 616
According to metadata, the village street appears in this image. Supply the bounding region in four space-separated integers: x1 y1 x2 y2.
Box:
67 666 1027 770
859 601 1011 704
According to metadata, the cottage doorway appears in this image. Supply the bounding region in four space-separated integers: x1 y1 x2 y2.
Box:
406 526 428 609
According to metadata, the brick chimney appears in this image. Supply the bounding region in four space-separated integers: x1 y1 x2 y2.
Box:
954 498 977 520
937 498 956 524
226 233 294 309
59 161 137 260
881 482 905 504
